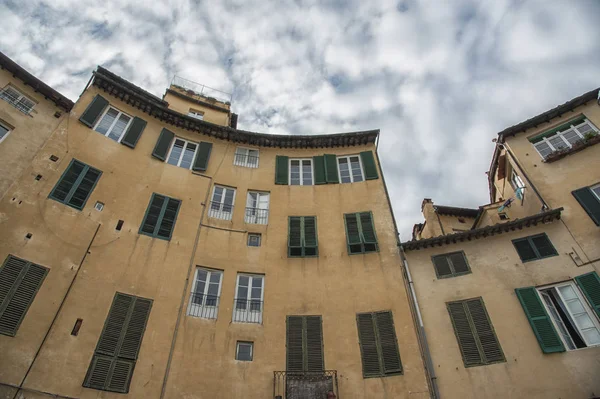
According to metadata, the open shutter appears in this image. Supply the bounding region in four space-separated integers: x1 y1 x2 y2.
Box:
80 95 109 128
96 294 133 356
466 299 504 363
121 117 147 149
357 313 382 377
193 142 213 172
447 302 482 366
344 214 361 245
152 128 174 161
360 151 379 180
497 154 507 180
275 156 289 185
324 154 339 184
375 311 402 374
313 156 326 185
286 316 304 372
515 287 565 353
572 187 600 226
359 212 377 244
303 217 318 256
305 316 324 372
575 272 600 317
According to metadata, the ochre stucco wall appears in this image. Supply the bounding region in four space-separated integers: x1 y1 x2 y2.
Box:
163 87 230 126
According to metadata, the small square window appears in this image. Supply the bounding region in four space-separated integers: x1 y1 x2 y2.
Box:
236 341 253 361
248 233 261 247
499 213 509 220
94 201 104 211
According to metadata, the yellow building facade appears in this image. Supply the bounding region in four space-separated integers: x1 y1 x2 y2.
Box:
404 89 600 398
0 53 430 399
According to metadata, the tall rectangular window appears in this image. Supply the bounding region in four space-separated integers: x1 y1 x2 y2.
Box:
166 138 198 169
49 159 102 210
94 106 133 143
0 85 35 114
337 155 364 183
83 293 152 393
234 147 259 168
286 315 324 372
344 212 378 255
188 268 222 319
447 297 505 367
233 274 263 324
245 191 269 224
209 185 236 220
288 216 318 257
432 251 471 279
290 159 313 185
0 255 49 336
512 233 558 262
139 193 181 240
356 311 402 377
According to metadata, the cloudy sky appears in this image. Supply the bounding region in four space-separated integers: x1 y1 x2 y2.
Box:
3 0 600 240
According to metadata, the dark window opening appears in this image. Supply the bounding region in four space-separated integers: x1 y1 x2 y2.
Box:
458 218 465 223
71 318 83 336
35 174 42 181
25 233 32 239
49 155 59 162
116 220 124 231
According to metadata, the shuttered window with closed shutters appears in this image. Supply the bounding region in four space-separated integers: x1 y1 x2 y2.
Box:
84 293 152 393
286 315 324 373
512 233 558 262
0 255 49 336
49 159 102 211
356 311 402 378
431 251 471 279
447 297 505 367
139 193 181 241
288 216 318 257
344 212 378 255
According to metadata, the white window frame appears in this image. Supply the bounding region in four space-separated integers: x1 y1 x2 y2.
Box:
591 183 600 202
337 154 365 183
247 233 261 247
188 109 204 120
245 191 269 224
289 158 314 186
93 105 133 143
538 281 600 350
236 341 253 361
532 118 599 160
0 121 11 144
510 170 525 190
208 185 236 220
234 146 260 168
0 85 36 114
187 268 223 319
166 137 198 169
232 274 264 324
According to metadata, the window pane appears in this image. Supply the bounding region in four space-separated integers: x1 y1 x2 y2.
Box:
239 276 249 287
168 139 185 165
576 122 593 134
592 185 600 199
180 142 197 169
95 108 118 135
562 130 582 146
302 160 312 185
107 113 130 142
548 135 568 150
557 285 577 300
252 277 262 288
582 328 600 345
534 141 553 159
210 272 221 283
0 125 8 140
351 157 363 182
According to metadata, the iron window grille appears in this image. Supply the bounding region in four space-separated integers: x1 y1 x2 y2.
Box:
232 274 264 324
532 118 599 160
245 191 270 224
209 186 236 220
187 268 222 319
0 86 35 114
234 147 259 168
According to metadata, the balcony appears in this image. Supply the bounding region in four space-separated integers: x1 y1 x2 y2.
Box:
244 207 269 225
273 370 339 399
208 201 234 221
234 152 259 168
232 298 263 324
187 293 219 319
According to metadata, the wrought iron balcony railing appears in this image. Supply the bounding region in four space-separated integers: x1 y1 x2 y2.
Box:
273 370 339 399
234 153 259 168
208 201 234 220
244 207 269 224
232 298 263 324
187 293 219 319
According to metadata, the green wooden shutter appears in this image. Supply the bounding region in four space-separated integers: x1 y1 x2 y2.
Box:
356 313 382 377
84 355 113 389
432 256 453 278
359 212 377 244
360 151 379 180
313 156 326 185
117 298 153 359
152 128 175 161
575 272 600 317
465 299 504 363
305 316 324 372
324 154 339 184
67 166 102 210
344 214 361 245
530 234 557 257
288 217 303 257
49 160 86 203
80 95 109 128
275 156 289 185
447 302 483 366
121 117 147 149
303 216 318 256
513 239 536 262
515 287 565 353
375 311 402 374
156 198 181 240
449 252 470 274
108 360 135 393
572 187 600 226
192 142 213 172
286 316 304 372
140 194 166 236
96 294 133 356
0 256 48 336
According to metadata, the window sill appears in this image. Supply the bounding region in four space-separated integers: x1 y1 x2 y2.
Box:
519 253 558 263
543 135 600 163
